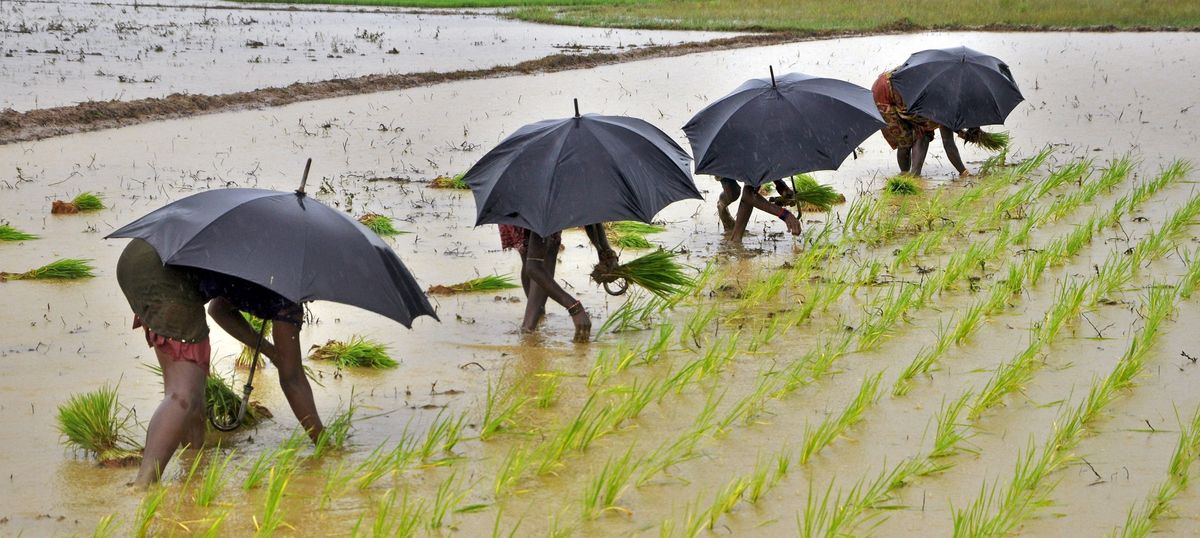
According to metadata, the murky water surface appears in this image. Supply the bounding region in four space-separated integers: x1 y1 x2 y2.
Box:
0 0 734 111
1 31 1200 536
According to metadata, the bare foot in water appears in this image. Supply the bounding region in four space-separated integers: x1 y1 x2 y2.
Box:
717 201 736 232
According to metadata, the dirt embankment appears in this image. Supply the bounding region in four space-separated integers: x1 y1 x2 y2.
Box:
2 22 1194 146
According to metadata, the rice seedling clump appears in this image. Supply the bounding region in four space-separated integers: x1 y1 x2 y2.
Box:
309 336 398 369
51 192 106 214
428 274 519 295
430 173 469 189
56 384 142 465
782 174 846 212
357 213 405 236
962 129 1010 152
237 311 271 367
884 176 922 195
206 372 271 427
2 258 95 281
593 249 693 299
0 224 37 241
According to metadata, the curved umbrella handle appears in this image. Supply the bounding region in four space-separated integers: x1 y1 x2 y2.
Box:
209 325 266 432
602 278 629 296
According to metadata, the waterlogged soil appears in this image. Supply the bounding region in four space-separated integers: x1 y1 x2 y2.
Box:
0 0 734 111
1 31 1200 536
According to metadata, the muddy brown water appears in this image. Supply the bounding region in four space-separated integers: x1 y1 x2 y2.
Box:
1 31 1200 536
0 0 735 111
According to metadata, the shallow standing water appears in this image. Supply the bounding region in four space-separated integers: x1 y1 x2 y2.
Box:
1 30 1199 536
0 0 736 111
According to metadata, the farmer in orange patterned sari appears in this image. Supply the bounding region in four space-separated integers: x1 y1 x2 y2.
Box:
872 69 970 178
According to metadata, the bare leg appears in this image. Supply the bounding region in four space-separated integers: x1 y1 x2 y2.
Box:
897 145 912 174
732 185 801 242
730 185 757 242
940 126 969 177
522 233 560 331
717 179 740 232
269 320 323 443
134 350 207 487
909 133 931 177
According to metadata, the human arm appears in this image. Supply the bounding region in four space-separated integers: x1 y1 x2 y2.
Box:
941 126 969 177
584 223 618 272
268 314 323 443
732 185 801 242
207 297 279 360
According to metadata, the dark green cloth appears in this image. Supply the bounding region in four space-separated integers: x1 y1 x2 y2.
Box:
116 238 209 343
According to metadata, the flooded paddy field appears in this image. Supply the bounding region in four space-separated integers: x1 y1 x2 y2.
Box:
2 30 1200 536
0 0 734 111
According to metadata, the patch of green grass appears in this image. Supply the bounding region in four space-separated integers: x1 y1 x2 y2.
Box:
57 383 142 463
72 192 106 211
598 249 693 299
0 224 37 241
4 258 95 280
309 336 398 369
430 274 520 294
358 213 407 236
430 173 469 189
884 176 921 196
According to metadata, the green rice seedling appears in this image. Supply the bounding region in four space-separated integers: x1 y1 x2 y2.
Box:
1026 247 1054 286
954 439 1058 538
428 472 471 530
741 268 789 305
430 274 520 294
243 432 306 490
1117 406 1200 536
314 401 356 458
0 224 37 241
610 221 666 235
73 191 106 211
494 445 532 496
243 449 275 491
884 175 921 196
978 147 1009 176
480 378 531 440
92 513 119 538
255 466 292 536
354 442 398 490
970 340 1043 420
430 173 468 189
893 320 954 397
534 372 563 409
309 336 398 369
234 311 271 367
745 456 773 504
353 488 425 538
206 369 267 426
57 383 141 463
581 446 639 519
786 174 845 211
613 232 654 249
319 461 353 509
4 258 95 280
963 130 1009 152
705 475 750 529
196 450 236 507
931 392 975 459
800 374 881 464
798 481 842 538
598 249 693 299
1178 250 1200 299
357 213 406 236
951 300 987 345
419 411 467 462
612 378 662 422
134 487 167 538
680 304 718 348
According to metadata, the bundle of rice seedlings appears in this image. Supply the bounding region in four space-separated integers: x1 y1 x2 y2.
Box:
0 224 37 241
962 129 1010 152
236 312 271 367
885 176 922 196
428 274 519 295
309 336 398 369
206 371 271 427
51 192 106 214
357 213 406 236
430 173 469 189
2 258 95 280
609 221 666 235
592 249 692 299
787 174 846 212
613 233 654 250
57 383 142 465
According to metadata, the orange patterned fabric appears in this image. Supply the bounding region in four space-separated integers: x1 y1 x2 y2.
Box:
872 70 941 150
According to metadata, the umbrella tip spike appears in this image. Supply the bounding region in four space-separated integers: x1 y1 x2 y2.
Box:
769 66 776 87
574 98 580 118
297 158 312 195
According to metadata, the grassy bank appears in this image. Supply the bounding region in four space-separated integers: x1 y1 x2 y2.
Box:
229 0 1200 32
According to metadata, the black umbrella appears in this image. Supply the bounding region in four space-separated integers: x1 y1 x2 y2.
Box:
889 46 1024 131
108 160 437 429
464 100 702 237
683 68 885 187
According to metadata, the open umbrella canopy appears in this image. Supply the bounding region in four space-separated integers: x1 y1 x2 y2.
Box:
889 46 1024 130
464 108 701 238
107 188 437 328
683 70 884 187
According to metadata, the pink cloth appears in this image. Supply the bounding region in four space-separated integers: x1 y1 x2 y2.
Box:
133 316 211 368
498 224 528 254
